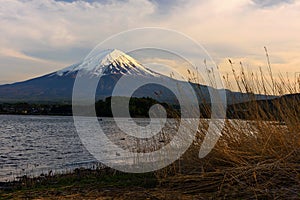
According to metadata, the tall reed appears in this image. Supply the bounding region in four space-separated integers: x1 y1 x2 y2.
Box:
155 49 300 199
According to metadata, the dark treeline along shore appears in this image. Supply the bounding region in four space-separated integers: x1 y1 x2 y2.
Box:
0 97 179 118
0 93 299 121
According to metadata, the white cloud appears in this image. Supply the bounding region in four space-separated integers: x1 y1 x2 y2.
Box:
0 0 299 84
163 1 300 71
0 0 156 49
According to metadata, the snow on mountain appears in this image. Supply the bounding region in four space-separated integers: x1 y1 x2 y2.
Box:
56 49 160 77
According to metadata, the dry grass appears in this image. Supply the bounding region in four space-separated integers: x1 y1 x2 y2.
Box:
155 49 300 199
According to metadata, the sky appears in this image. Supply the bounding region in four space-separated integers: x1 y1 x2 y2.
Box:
0 0 299 85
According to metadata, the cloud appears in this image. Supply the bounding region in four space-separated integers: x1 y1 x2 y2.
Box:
54 0 181 12
252 0 294 8
0 0 156 75
0 48 45 62
0 0 156 49
0 0 299 84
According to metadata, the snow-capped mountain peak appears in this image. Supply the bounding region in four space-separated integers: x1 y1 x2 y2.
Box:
56 49 159 77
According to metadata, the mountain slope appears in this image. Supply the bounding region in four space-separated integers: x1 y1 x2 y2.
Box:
0 49 275 104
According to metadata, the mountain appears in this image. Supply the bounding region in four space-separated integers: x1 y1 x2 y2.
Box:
0 49 161 103
0 49 274 104
227 93 300 120
56 49 159 77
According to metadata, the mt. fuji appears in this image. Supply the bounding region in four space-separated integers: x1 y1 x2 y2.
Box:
0 49 178 103
56 49 160 77
0 49 272 104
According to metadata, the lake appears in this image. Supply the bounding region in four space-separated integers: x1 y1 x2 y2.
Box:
0 115 184 181
0 115 100 181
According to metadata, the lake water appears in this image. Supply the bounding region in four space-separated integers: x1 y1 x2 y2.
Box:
0 115 99 181
0 115 182 181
